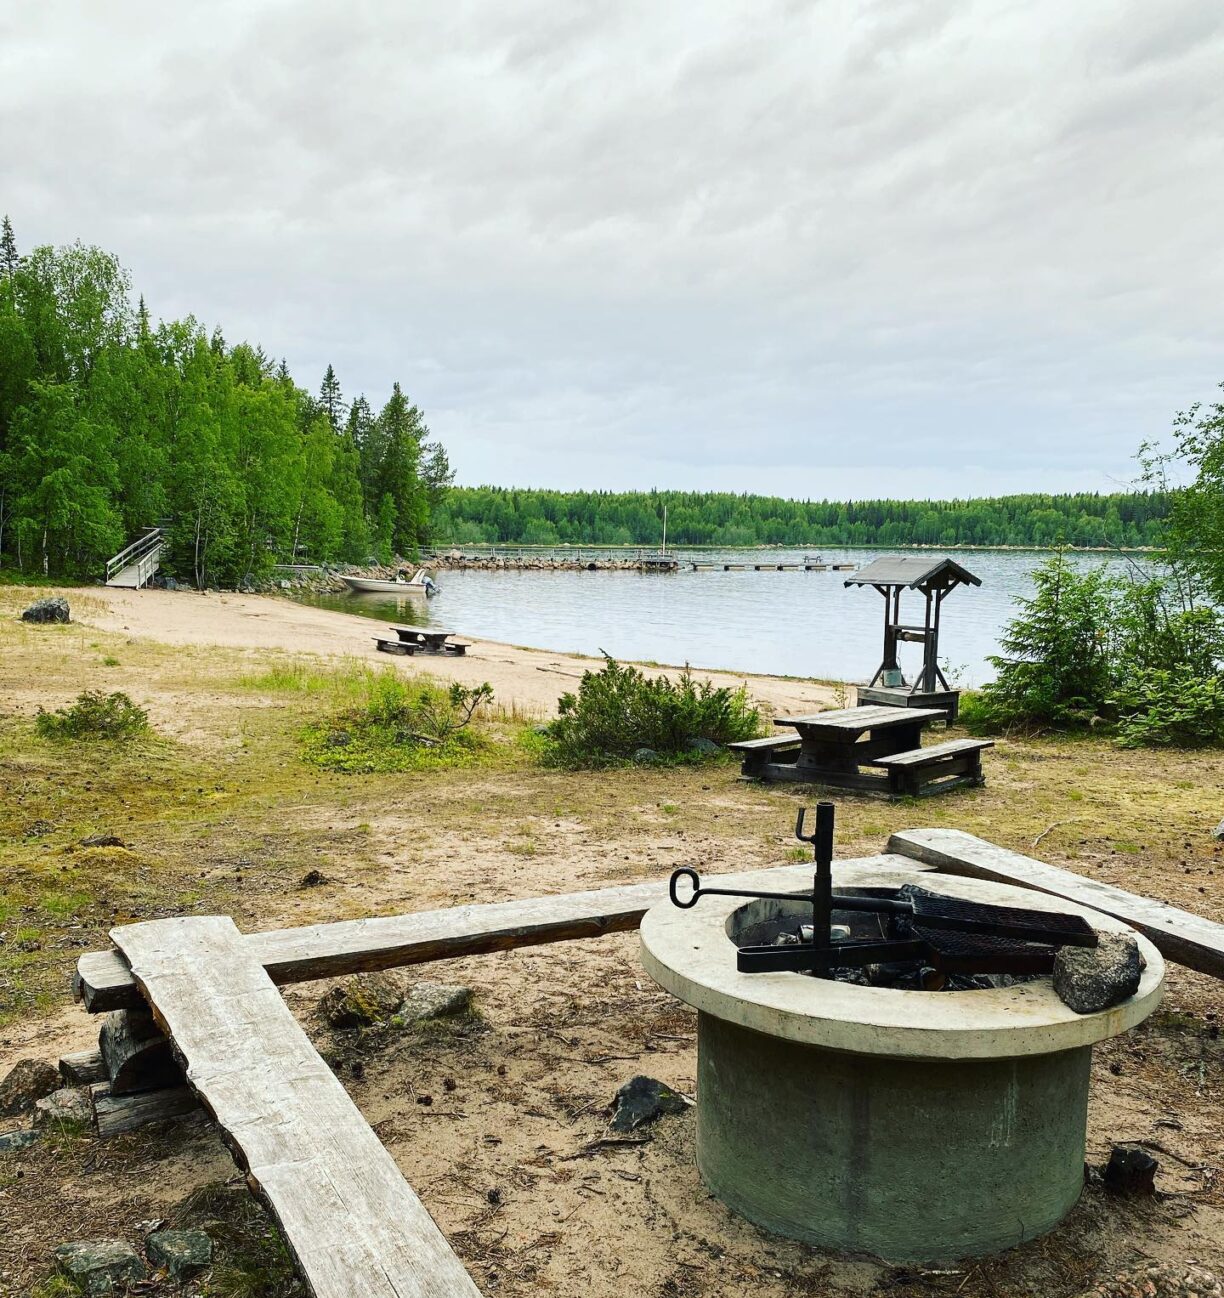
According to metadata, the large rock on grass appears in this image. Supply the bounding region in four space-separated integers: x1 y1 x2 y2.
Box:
54 1240 146 1294
0 1059 61 1117
147 1228 213 1281
0 1129 41 1154
1053 932 1143 1014
21 597 70 624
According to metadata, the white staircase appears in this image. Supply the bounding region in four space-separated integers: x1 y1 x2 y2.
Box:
105 528 165 589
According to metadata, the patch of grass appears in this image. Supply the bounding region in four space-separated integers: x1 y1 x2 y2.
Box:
302 672 495 774
783 845 809 863
101 655 120 667
239 659 338 694
40 891 95 920
35 691 150 742
27 1276 80 1298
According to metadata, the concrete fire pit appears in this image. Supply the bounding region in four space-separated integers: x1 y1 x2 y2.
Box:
640 861 1164 1263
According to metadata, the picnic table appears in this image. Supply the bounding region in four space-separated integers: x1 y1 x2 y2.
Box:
728 704 992 797
372 627 470 657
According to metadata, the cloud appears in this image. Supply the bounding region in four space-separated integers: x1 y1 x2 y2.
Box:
2 0 1221 496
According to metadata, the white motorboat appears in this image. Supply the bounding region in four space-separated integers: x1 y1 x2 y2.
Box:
339 568 438 596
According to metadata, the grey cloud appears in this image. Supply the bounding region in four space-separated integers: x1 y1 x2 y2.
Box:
2 0 1221 497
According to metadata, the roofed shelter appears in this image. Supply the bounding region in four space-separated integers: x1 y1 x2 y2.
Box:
845 556 981 721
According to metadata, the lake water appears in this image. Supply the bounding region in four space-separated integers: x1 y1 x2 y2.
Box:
290 548 1140 686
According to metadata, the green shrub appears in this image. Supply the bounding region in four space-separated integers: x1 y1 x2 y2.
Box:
1112 667 1224 749
971 552 1115 733
541 656 764 769
302 672 493 773
35 690 149 741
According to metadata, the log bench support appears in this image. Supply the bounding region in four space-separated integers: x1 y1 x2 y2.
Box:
373 637 416 655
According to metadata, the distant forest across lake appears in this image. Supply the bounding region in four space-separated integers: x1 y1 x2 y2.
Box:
433 488 1170 550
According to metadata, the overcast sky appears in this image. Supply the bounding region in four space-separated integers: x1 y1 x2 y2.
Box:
3 1 1222 498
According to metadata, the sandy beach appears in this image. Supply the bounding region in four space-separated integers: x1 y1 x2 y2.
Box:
85 585 841 717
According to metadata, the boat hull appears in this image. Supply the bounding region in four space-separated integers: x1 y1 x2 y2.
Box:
340 576 430 595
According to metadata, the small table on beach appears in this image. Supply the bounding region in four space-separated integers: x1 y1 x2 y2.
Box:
389 627 468 655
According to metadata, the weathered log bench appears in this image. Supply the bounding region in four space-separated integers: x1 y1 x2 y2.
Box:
869 737 994 797
727 733 802 775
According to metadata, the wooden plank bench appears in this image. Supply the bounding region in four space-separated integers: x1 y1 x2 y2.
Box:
373 637 416 655
727 733 802 776
74 855 924 1013
868 738 993 797
113 916 483 1298
889 828 1224 980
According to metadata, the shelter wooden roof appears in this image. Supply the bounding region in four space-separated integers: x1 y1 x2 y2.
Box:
843 555 982 590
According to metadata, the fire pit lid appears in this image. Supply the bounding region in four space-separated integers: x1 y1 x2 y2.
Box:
640 861 1164 1061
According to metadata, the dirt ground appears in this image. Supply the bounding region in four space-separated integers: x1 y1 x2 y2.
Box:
0 586 1221 1297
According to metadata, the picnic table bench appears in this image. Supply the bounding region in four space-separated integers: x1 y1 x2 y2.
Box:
374 627 471 656
732 704 990 798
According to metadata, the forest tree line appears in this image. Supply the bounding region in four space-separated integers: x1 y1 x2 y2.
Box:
433 487 1170 550
0 220 450 586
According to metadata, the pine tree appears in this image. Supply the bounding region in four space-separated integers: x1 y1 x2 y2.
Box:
0 216 16 277
319 364 347 431
136 294 150 340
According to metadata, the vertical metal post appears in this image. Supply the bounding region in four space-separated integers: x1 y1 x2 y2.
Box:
812 801 835 978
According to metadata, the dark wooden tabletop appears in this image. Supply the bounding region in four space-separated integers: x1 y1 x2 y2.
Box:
773 705 946 736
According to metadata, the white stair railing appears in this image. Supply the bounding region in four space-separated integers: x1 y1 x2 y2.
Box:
105 528 164 588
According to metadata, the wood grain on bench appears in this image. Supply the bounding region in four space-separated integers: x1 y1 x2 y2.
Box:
112 916 483 1297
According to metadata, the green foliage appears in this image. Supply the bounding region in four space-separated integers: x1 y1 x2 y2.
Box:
303 672 493 773
965 550 1224 747
35 689 149 741
1112 668 1224 749
542 656 764 768
1142 383 1224 605
969 552 1115 731
432 486 1170 549
0 219 449 585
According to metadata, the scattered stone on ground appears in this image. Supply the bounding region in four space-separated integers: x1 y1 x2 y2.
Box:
1081 1259 1222 1297
392 982 472 1025
1103 1142 1159 1196
80 833 127 848
687 737 721 756
54 1240 146 1294
23 818 53 838
146 1228 213 1281
318 973 405 1029
34 1086 92 1128
1054 932 1143 1014
298 868 326 887
0 1058 62 1117
1213 818 1224 842
0 1129 41 1153
21 596 70 624
609 1075 691 1133
632 747 661 765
